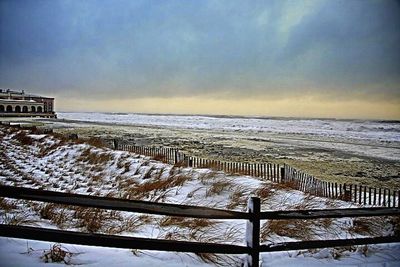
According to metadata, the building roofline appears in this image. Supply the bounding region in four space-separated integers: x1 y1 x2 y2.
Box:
0 99 44 105
0 89 55 99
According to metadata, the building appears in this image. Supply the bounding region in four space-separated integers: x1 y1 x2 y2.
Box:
0 89 56 118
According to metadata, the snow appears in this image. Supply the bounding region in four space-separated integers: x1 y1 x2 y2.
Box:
1 128 399 266
261 244 400 267
0 238 212 267
1 238 399 267
27 134 47 140
57 112 400 161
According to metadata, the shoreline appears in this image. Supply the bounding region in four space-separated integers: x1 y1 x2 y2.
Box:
54 111 400 123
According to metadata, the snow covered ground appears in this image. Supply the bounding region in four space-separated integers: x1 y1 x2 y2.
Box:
1 238 400 267
1 127 399 266
45 112 400 190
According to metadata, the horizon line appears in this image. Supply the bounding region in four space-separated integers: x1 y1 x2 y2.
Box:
55 110 400 123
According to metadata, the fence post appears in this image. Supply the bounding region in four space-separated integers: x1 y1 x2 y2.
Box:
173 149 178 164
113 139 119 150
280 166 285 183
245 197 260 267
188 157 193 167
183 154 189 167
343 184 351 201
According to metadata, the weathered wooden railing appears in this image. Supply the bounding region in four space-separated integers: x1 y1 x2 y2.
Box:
1 185 399 266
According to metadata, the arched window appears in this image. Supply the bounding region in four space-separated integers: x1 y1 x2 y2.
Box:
0 105 4 112
31 106 36 112
15 106 21 113
44 103 47 112
6 105 13 112
37 106 43 112
22 106 28 113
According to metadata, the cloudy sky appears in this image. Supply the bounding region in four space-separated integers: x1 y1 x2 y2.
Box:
1 0 399 119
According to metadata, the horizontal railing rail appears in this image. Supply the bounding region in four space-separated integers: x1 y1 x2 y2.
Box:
0 225 249 254
260 207 400 220
0 185 247 220
260 236 400 252
2 185 398 221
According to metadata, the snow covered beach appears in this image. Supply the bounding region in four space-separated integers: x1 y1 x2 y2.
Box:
1 119 400 266
49 113 400 190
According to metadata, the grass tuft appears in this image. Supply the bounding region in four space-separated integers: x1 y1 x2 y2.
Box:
206 181 231 197
13 131 33 146
261 196 334 242
193 253 240 267
41 244 73 264
39 203 71 228
226 186 249 210
73 207 121 233
79 148 113 165
256 185 275 203
349 217 384 236
1 211 38 226
158 217 216 229
0 197 18 211
84 137 108 148
123 173 190 201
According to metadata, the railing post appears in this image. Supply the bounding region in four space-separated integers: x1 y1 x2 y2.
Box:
183 154 189 167
245 197 261 267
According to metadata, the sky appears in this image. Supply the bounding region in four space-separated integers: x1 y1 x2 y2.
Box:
0 0 399 119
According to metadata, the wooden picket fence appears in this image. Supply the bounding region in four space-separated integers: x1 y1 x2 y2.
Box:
284 165 400 208
114 142 400 208
114 143 284 182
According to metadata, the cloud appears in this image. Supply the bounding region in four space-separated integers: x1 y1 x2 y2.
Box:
280 0 400 93
0 0 399 103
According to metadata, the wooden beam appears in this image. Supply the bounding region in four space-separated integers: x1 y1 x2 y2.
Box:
0 185 248 219
260 207 400 220
260 235 400 252
0 225 249 254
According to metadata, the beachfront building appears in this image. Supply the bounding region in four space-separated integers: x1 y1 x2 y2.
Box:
0 89 56 118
